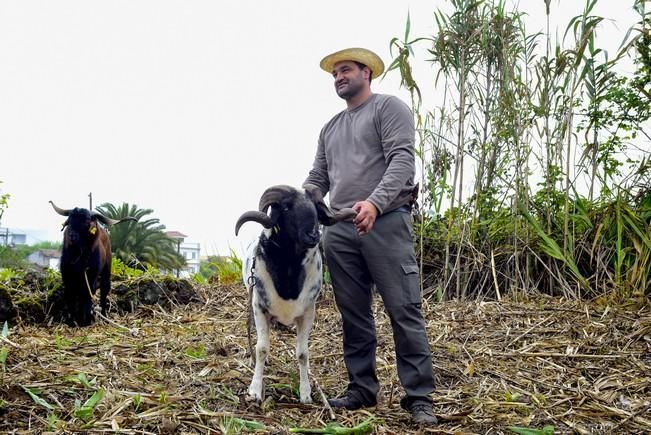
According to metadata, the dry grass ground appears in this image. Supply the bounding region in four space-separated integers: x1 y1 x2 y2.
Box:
0 282 649 434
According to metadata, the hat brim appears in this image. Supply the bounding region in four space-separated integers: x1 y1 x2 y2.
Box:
320 48 385 79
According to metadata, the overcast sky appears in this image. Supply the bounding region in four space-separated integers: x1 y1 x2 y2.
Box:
0 1 640 258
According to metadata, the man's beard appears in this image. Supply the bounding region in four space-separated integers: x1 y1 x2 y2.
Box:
336 78 363 100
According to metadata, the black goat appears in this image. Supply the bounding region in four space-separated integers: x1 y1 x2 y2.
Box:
50 201 136 326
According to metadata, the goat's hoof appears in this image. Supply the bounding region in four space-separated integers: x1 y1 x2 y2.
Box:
245 394 259 403
247 385 263 404
300 385 312 404
245 394 264 405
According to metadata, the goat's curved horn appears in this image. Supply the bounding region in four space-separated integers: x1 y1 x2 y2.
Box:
303 184 358 226
258 185 295 213
91 211 138 227
333 207 358 222
235 211 274 235
49 201 72 216
317 206 357 226
303 184 324 201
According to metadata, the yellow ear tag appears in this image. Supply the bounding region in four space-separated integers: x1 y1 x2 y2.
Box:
89 227 97 235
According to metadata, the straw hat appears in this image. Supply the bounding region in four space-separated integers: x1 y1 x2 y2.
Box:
320 47 385 79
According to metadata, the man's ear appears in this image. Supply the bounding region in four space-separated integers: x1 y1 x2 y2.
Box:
363 66 371 81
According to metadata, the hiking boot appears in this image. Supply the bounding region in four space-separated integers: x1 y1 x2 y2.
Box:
327 391 376 411
408 400 438 425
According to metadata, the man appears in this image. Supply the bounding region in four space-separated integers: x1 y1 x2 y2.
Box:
303 47 437 425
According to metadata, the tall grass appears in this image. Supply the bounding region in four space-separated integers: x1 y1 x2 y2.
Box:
391 0 650 301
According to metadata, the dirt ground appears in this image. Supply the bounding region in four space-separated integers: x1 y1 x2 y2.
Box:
0 282 649 434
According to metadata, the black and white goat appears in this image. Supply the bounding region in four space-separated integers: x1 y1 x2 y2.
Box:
235 185 356 403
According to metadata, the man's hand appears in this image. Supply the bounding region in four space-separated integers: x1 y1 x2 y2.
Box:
352 200 378 235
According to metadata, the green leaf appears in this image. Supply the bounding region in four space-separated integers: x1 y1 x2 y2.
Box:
518 202 589 288
0 347 8 370
67 372 96 389
623 209 651 250
221 416 266 432
1 322 8 339
184 344 207 359
237 418 266 430
404 11 411 42
504 390 521 402
22 386 56 410
47 412 62 430
509 425 555 435
74 389 105 422
290 416 376 434
132 393 142 411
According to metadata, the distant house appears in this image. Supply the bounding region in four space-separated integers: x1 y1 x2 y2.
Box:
165 231 201 277
0 227 50 246
27 249 61 270
0 227 27 246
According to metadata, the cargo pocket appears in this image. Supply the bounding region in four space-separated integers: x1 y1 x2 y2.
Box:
400 263 421 305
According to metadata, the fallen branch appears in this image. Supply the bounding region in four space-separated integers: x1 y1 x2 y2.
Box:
311 371 336 421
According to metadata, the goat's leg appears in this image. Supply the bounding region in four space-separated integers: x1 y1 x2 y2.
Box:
295 306 315 403
79 289 94 327
63 284 75 326
248 304 269 402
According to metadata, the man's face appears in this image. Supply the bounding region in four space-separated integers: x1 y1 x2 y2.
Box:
332 61 368 100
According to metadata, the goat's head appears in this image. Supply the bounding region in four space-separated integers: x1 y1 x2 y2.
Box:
50 201 137 246
235 185 356 249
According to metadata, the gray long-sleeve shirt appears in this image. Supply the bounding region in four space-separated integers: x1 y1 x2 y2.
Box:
304 93 416 215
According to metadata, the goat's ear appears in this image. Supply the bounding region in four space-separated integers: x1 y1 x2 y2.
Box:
88 221 99 236
60 218 69 231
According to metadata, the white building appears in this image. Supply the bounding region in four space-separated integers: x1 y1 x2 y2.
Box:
165 231 201 277
0 227 27 246
27 249 61 270
0 227 50 246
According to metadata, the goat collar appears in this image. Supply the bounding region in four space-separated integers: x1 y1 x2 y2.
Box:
246 256 257 288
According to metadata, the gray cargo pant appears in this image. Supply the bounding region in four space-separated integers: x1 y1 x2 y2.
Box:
323 208 434 408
